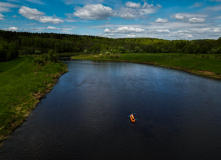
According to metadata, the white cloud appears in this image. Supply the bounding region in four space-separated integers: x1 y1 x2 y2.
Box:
47 26 58 30
215 16 221 19
19 6 64 24
72 2 160 20
177 30 190 33
173 14 185 20
188 17 205 23
180 33 193 38
191 28 220 34
98 21 220 39
118 2 160 19
210 0 221 2
155 18 168 23
0 2 18 12
214 28 220 32
65 19 76 22
19 6 44 20
4 26 19 31
29 26 75 33
73 4 114 20
206 5 221 11
173 30 193 39
156 4 162 8
38 16 64 23
97 21 210 32
156 29 170 33
125 2 141 8
0 13 4 20
152 22 210 33
172 13 208 21
127 34 136 37
142 2 153 8
25 0 44 5
63 0 103 5
118 8 139 19
104 26 145 34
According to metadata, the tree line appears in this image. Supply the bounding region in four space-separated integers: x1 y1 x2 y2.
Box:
0 30 221 62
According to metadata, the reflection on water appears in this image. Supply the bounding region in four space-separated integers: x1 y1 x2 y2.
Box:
1 60 221 160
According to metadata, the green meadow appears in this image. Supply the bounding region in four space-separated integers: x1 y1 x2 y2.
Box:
0 56 67 142
72 53 221 79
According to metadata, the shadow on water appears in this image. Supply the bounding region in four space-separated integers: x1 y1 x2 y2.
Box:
1 60 221 160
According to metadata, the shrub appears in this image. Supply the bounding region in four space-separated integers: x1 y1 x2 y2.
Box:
33 56 45 65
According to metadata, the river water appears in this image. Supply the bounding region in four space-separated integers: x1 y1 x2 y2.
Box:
1 60 221 160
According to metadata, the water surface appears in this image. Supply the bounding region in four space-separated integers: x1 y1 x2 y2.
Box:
1 60 221 160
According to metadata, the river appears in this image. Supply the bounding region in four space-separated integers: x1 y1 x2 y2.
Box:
1 60 221 160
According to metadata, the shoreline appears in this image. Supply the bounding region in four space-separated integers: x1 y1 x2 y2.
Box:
72 54 221 81
0 61 68 147
113 59 221 80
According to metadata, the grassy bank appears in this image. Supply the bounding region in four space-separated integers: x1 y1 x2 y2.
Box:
72 53 221 80
0 56 67 144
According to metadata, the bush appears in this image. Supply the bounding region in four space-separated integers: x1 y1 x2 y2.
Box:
48 49 59 62
33 56 45 65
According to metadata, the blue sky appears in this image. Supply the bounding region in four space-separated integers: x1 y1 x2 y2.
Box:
0 0 221 40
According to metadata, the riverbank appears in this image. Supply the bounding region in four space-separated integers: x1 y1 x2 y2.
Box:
72 53 221 80
0 56 67 146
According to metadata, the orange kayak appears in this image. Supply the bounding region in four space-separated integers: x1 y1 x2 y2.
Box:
130 114 135 123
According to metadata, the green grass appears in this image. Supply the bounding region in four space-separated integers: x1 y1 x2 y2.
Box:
0 56 67 141
57 52 81 57
72 53 221 79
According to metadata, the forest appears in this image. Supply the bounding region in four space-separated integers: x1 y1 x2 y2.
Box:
0 30 221 62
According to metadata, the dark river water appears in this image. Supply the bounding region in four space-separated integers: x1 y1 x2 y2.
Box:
1 60 221 160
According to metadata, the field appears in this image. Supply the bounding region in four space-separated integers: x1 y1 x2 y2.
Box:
0 56 67 143
72 53 221 79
